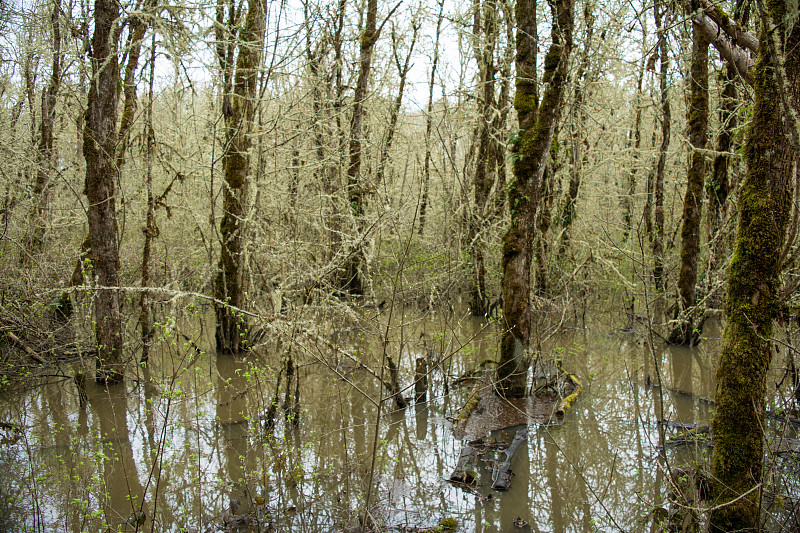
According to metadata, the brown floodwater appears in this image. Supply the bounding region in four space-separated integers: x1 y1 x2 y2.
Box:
0 302 797 532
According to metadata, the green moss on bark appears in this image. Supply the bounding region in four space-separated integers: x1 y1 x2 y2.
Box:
710 6 798 527
215 0 266 354
496 0 573 397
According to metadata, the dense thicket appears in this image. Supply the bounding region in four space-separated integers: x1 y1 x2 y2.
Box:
1 0 800 526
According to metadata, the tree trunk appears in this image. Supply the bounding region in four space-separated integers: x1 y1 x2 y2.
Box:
340 0 381 295
25 0 61 259
710 0 799 528
215 0 267 354
668 8 708 345
652 2 670 292
140 35 157 365
495 0 573 397
58 0 151 323
534 150 559 295
84 0 123 383
558 0 595 257
622 57 645 243
469 0 498 316
704 63 737 309
418 0 445 236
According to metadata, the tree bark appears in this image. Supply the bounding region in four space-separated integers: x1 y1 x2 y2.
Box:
418 0 445 236
376 21 418 193
534 148 559 295
495 0 573 397
710 0 799 528
25 0 62 258
340 0 381 295
215 0 267 354
652 2 670 292
469 0 498 316
559 0 595 257
140 34 157 365
84 0 123 383
703 63 737 309
668 8 709 345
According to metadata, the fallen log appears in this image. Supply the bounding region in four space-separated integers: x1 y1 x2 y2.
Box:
491 427 528 491
448 445 480 487
555 372 582 418
4 327 46 365
454 383 482 432
664 425 711 449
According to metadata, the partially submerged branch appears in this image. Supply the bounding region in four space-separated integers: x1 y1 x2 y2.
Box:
556 371 583 417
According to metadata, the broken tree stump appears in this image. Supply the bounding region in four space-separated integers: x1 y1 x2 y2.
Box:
414 357 428 403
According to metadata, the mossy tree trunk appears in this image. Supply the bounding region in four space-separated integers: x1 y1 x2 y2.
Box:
140 35 157 365
84 0 123 383
704 62 737 309
710 0 799 528
340 0 383 295
495 0 573 397
534 145 559 295
468 0 499 316
668 7 708 345
652 2 670 292
419 0 445 236
622 54 645 243
559 0 595 257
57 0 153 322
214 0 267 354
25 0 61 259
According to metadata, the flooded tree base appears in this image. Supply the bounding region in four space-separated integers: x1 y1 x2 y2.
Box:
447 372 575 494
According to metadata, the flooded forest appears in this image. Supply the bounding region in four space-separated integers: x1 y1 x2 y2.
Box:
0 0 799 530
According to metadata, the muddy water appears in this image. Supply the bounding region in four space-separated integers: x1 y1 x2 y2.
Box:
0 305 789 532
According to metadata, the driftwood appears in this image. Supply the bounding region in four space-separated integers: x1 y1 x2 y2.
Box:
491 427 528 491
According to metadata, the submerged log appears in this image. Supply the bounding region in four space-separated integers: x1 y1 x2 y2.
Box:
491 427 528 491
555 372 582 417
448 445 480 486
455 383 482 432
